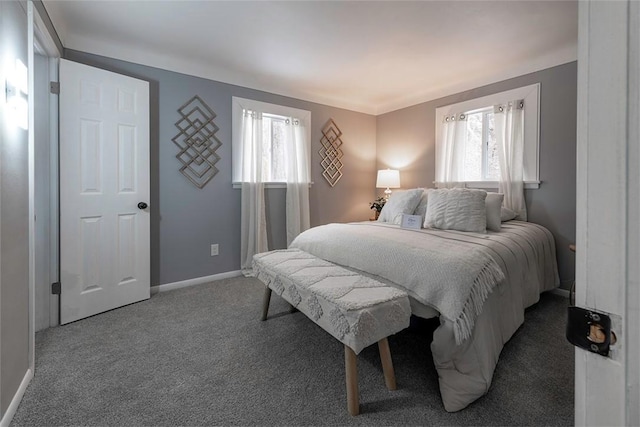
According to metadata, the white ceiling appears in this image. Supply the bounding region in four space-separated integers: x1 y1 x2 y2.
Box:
43 0 578 115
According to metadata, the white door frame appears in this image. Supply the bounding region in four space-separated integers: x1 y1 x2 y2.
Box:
575 1 639 425
27 0 61 373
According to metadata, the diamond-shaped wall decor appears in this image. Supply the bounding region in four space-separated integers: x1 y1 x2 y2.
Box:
172 95 222 189
319 119 344 187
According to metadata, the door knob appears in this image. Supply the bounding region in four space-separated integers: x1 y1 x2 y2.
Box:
137 202 148 210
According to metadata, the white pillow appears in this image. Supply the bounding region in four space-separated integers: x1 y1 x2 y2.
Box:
424 188 487 233
377 189 423 225
485 192 504 232
500 207 517 222
412 188 431 225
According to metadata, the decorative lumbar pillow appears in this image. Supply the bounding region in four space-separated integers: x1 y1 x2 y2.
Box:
424 188 488 232
412 188 432 225
377 189 423 225
500 207 517 222
485 193 504 232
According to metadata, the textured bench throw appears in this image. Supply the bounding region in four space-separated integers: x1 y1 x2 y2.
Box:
253 249 411 354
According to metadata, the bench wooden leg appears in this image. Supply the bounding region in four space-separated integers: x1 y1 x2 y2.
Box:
260 288 272 321
344 345 359 416
378 338 397 391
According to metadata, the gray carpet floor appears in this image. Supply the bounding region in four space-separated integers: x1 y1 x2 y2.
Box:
12 276 574 426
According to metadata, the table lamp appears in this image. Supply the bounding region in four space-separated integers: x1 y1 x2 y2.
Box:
376 169 400 200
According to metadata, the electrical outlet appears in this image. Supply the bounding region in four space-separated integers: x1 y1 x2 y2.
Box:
210 244 219 256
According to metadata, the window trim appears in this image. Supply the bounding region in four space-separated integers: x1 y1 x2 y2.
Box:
231 96 311 186
435 83 541 189
437 181 541 190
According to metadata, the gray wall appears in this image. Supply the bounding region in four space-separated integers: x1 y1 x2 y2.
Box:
63 50 576 288
64 49 377 285
0 0 30 416
377 62 577 287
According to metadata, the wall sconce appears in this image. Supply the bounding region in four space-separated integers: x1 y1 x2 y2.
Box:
376 169 400 200
5 58 29 130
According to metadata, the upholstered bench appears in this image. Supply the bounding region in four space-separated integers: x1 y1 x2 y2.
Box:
253 249 411 416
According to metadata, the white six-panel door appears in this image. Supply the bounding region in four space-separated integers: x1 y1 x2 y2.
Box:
59 59 150 324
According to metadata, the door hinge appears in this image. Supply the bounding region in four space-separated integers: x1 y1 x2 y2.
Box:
51 282 61 295
49 81 60 94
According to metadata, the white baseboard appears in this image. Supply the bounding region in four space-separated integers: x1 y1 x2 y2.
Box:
151 270 243 295
550 287 571 298
0 369 33 427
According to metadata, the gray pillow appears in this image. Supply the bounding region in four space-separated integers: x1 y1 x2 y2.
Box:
412 188 432 225
500 207 517 222
377 189 423 225
424 188 487 233
485 193 504 231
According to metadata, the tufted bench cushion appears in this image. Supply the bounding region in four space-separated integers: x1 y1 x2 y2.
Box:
253 249 411 354
253 249 411 416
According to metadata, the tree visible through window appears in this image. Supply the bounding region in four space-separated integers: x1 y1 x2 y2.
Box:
464 109 500 182
261 114 287 182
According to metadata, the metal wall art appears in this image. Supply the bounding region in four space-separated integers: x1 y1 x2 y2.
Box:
319 119 344 187
172 95 222 189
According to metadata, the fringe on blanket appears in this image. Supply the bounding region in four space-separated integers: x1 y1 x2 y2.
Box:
453 260 505 345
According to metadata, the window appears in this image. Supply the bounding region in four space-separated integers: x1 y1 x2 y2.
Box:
463 108 499 182
232 97 311 187
260 113 287 182
435 84 540 189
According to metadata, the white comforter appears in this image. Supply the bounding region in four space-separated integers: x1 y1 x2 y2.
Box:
291 222 504 344
290 220 559 412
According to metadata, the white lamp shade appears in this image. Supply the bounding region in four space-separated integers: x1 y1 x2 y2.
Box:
376 169 400 189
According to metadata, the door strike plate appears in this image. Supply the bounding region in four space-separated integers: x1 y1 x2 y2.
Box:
566 306 617 356
51 282 61 295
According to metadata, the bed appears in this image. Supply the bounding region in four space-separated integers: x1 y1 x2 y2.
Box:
289 219 559 412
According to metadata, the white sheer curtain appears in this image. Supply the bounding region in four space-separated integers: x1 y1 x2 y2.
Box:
284 118 310 246
240 110 268 276
436 113 468 188
494 100 527 220
239 111 311 275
